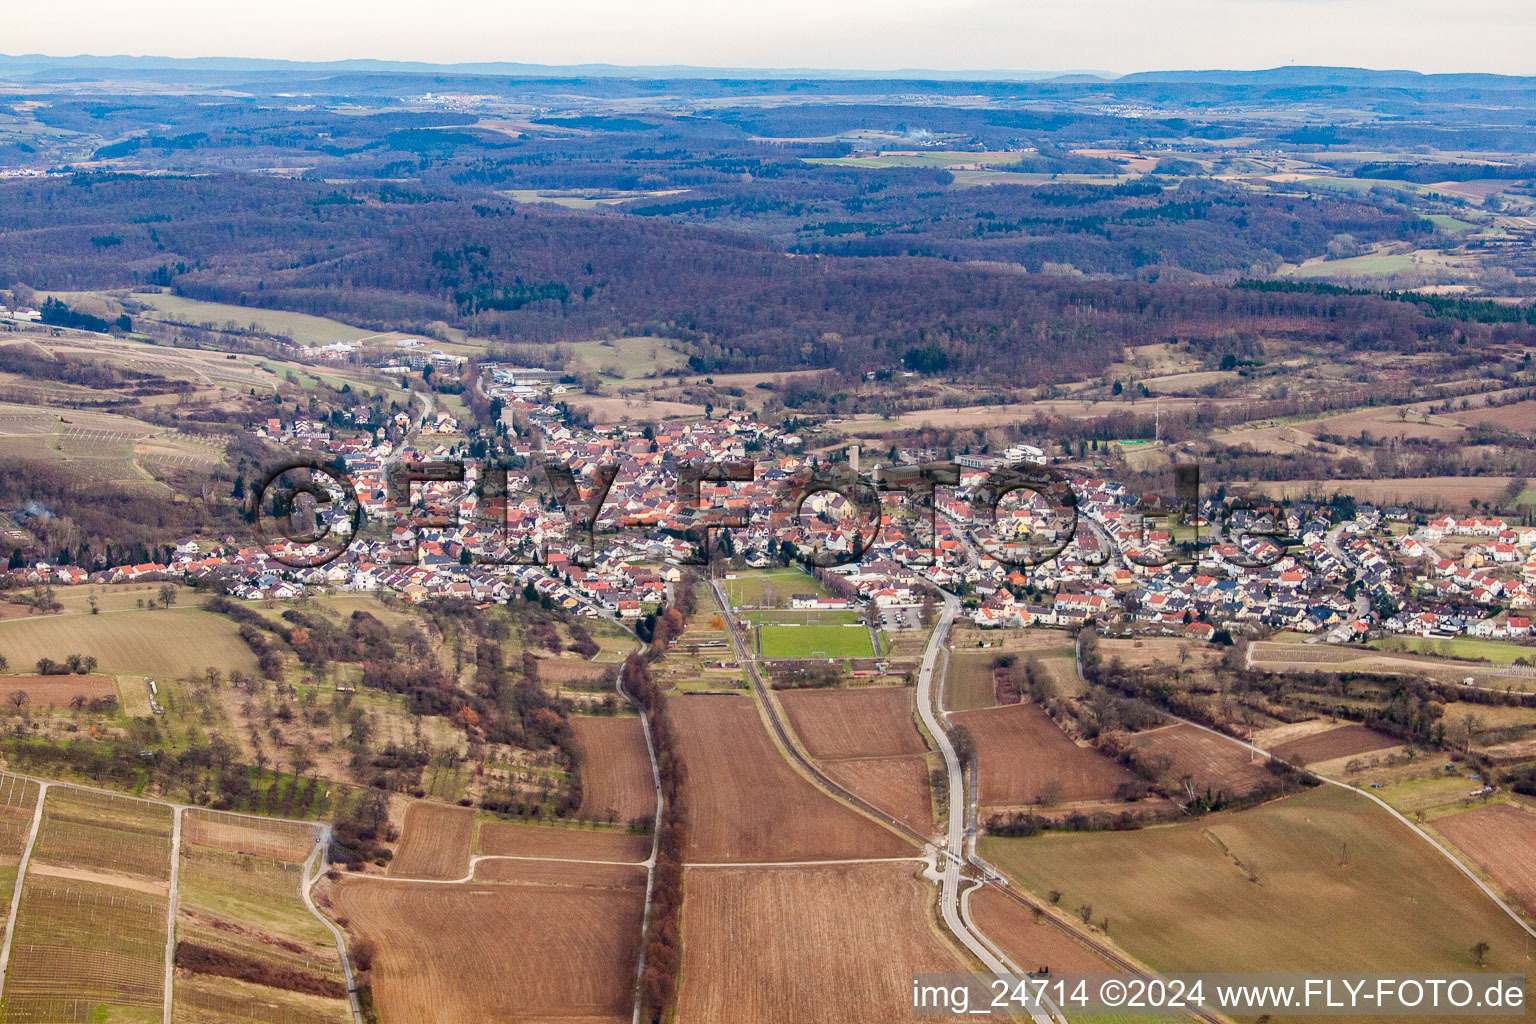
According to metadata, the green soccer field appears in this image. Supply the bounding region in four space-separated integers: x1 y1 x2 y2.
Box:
758 623 874 659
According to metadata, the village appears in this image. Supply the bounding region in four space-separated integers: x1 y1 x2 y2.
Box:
9 358 1536 667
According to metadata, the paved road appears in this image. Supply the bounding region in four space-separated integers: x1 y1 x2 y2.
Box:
1322 523 1373 625
711 578 1062 1021
913 592 1064 1024
707 579 931 848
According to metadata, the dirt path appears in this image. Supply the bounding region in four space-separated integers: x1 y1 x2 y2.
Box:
23 861 168 898
342 852 652 887
162 805 181 1024
304 829 365 1024
600 613 662 1024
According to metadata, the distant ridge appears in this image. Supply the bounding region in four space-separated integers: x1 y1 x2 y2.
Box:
1 55 1531 89
1118 65 1536 89
0 53 1110 82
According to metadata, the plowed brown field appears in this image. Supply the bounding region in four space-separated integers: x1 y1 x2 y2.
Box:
677 862 971 1024
1434 802 1536 915
572 715 655 824
330 873 642 1024
1130 723 1273 798
388 802 474 880
0 672 116 708
778 686 926 759
472 859 648 889
822 755 934 835
1269 724 1398 765
477 821 650 863
669 694 914 861
969 886 1115 974
953 703 1134 808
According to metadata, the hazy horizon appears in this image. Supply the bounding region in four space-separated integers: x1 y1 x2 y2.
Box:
10 0 1536 77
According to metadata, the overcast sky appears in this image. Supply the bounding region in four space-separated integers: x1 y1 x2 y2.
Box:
14 0 1536 76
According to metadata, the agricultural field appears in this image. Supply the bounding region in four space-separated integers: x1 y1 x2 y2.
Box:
387 802 475 880
4 875 168 1023
124 291 369 346
174 832 348 1024
982 785 1535 1006
32 786 173 886
1129 724 1275 799
531 655 616 689
181 809 320 862
1369 635 1536 664
570 716 655 825
475 821 651 862
953 703 1135 809
758 623 874 659
1441 701 1536 730
1248 640 1536 691
0 604 258 679
676 863 972 1024
1267 724 1400 765
1432 802 1536 917
967 886 1115 974
1235 476 1519 510
0 673 117 709
0 774 40 919
668 694 913 861
777 686 924 759
945 626 1079 697
1098 636 1222 672
471 858 647 887
171 975 351 1024
565 393 704 421
328 869 644 1024
942 650 1008 712
821 755 935 835
567 336 689 379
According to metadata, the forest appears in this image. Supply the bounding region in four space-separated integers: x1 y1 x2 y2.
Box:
2 174 1526 383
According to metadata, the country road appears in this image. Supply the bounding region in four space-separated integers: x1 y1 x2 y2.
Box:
305 826 366 1024
710 576 1064 1023
912 591 1063 1024
707 578 932 848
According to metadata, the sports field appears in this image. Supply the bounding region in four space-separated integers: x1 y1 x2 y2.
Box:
982 786 1534 993
759 623 874 659
722 569 837 608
